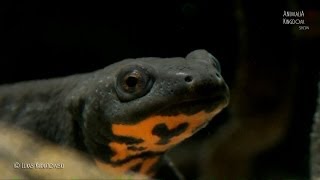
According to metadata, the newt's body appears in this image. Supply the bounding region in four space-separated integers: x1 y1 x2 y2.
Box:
0 50 229 178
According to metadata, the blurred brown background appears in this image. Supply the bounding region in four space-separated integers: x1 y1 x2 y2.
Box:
0 0 319 179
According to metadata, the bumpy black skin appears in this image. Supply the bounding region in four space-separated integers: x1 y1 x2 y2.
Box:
0 50 229 178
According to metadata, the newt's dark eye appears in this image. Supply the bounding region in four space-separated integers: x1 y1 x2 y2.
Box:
116 65 154 102
125 75 138 88
122 70 146 92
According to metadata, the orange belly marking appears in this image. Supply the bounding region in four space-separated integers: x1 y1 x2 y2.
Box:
95 158 143 174
95 156 160 176
140 156 159 174
109 142 146 162
110 109 222 162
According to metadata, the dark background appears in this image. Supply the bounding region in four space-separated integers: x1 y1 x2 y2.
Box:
1 1 319 179
0 1 238 83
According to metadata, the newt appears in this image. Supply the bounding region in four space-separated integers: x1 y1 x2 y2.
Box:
0 49 229 179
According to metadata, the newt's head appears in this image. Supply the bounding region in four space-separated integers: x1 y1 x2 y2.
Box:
73 49 229 176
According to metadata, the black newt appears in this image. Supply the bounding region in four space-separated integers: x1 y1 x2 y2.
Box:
0 49 229 179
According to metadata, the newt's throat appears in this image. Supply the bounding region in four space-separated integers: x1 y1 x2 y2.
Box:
110 111 219 159
95 109 222 175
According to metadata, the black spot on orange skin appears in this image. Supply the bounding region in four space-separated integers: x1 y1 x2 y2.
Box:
112 135 144 145
95 156 160 176
152 123 189 145
130 162 143 172
95 158 144 174
128 146 146 151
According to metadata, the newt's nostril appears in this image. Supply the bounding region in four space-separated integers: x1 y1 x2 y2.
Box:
216 72 221 79
184 76 193 83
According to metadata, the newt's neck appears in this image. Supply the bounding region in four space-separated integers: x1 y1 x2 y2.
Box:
0 76 85 145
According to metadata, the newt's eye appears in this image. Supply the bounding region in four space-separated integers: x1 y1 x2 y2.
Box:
123 70 146 92
116 65 154 102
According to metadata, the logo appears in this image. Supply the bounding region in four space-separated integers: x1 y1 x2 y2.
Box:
283 10 309 30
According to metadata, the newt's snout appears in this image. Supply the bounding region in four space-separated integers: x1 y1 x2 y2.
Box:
170 50 229 105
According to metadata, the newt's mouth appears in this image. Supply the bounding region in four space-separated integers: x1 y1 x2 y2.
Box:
156 95 228 116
